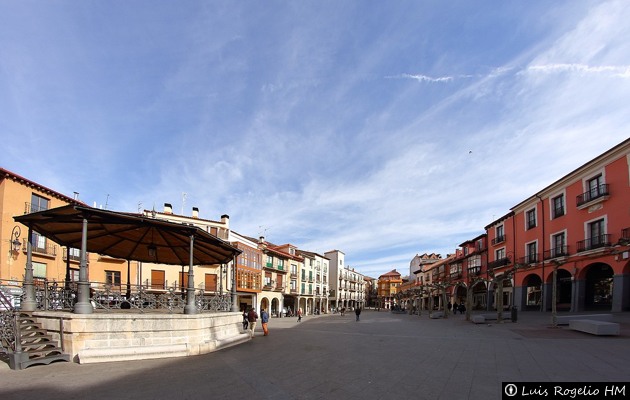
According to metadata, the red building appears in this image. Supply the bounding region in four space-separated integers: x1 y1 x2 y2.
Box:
483 139 630 313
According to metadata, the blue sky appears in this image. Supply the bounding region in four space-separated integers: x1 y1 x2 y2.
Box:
1 1 629 278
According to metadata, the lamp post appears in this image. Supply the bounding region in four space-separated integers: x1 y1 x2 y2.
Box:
10 226 22 255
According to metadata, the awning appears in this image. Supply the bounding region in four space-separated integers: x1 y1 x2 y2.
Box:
14 205 241 265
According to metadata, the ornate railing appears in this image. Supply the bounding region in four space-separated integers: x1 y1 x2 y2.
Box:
1 279 233 314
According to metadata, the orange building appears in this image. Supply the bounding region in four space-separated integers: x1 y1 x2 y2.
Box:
1 168 133 293
377 269 402 309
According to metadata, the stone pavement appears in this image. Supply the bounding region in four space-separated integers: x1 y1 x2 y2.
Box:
1 310 629 400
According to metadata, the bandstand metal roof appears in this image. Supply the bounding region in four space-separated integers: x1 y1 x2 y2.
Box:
14 204 241 265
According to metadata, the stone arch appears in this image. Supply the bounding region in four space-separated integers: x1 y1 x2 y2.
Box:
583 262 614 310
522 273 542 310
271 297 280 317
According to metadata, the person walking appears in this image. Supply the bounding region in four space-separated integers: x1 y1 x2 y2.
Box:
355 307 361 322
261 308 269 336
242 308 249 331
297 308 302 322
247 306 258 338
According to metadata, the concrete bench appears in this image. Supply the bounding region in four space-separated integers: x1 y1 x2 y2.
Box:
569 319 620 336
556 314 613 325
481 312 511 321
429 311 444 319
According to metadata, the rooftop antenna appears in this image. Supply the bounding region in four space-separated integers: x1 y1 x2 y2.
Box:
138 202 143 214
104 194 110 210
181 192 187 215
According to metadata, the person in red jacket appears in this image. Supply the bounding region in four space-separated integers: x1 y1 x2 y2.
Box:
247 306 258 338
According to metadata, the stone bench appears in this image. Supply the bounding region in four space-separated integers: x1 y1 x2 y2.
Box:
429 311 444 319
471 312 512 324
569 319 620 336
555 314 613 325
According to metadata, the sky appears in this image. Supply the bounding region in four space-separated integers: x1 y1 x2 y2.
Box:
1 1 629 278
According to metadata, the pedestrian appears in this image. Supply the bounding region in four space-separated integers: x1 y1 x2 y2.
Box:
447 302 452 313
242 308 249 331
452 302 458 315
247 306 258 338
355 307 361 322
261 308 269 336
297 308 302 322
459 303 466 315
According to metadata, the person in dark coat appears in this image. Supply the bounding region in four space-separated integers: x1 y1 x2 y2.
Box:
355 307 362 322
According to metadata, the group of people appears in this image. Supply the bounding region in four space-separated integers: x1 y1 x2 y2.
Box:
242 306 306 337
447 302 466 315
242 306 269 338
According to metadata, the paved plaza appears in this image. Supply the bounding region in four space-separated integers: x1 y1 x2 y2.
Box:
1 310 629 400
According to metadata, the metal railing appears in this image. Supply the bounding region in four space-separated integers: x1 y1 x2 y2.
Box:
576 234 612 252
576 184 609 207
544 246 569 260
1 278 233 314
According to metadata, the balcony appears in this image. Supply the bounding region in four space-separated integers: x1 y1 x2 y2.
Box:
577 234 612 252
487 257 510 269
517 253 539 265
491 235 505 245
576 184 609 208
543 246 569 260
23 239 57 257
467 267 481 276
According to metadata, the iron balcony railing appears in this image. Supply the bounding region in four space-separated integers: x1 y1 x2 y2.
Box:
517 253 540 265
544 246 569 260
576 184 609 207
621 228 630 240
487 257 510 269
467 267 481 276
22 239 57 257
577 234 612 252
491 235 506 245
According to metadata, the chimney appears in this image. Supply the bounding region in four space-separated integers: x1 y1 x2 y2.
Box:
164 203 172 214
221 214 229 229
192 207 199 218
73 192 79 200
259 236 265 243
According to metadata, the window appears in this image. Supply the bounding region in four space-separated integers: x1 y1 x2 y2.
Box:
266 255 273 267
493 225 505 245
264 272 272 286
105 270 121 287
526 209 536 230
496 248 505 261
291 264 297 275
179 271 189 288
277 259 284 270
32 261 47 287
205 274 217 292
151 270 165 289
526 242 537 264
552 233 566 257
588 175 604 199
30 193 49 213
290 280 297 291
69 268 79 282
276 275 283 288
552 194 565 219
31 231 47 253
589 218 606 248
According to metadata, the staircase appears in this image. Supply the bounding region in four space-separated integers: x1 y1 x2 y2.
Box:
8 313 71 369
1 290 70 369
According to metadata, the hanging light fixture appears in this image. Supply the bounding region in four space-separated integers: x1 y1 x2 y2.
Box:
147 228 157 259
10 226 22 254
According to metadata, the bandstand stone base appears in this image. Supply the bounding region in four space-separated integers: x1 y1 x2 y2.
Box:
32 311 249 364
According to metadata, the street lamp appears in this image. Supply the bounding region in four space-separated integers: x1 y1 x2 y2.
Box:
10 226 22 255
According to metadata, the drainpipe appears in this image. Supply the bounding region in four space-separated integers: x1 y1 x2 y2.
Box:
535 194 545 312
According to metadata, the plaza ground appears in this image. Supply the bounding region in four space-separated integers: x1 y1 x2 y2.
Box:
1 309 629 400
